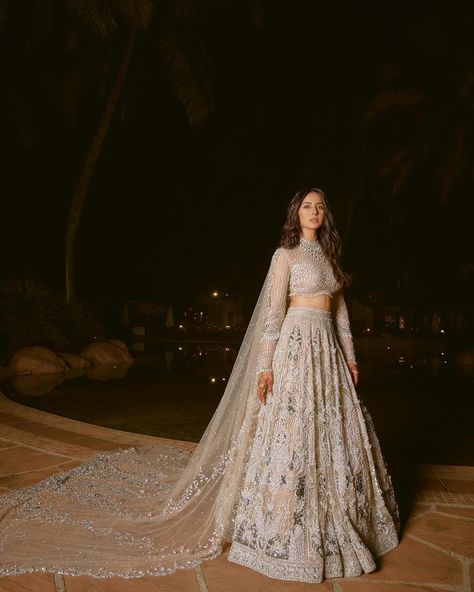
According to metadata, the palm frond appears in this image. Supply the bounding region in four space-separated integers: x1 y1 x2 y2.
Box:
66 0 118 36
160 23 215 128
365 89 427 124
438 127 466 202
377 129 438 199
67 0 154 36
112 0 154 29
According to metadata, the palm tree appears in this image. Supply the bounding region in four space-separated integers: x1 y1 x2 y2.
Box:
65 0 263 304
363 65 474 204
335 60 473 254
65 0 219 304
0 1 263 303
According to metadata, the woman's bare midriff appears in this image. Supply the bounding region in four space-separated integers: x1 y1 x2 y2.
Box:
289 294 332 312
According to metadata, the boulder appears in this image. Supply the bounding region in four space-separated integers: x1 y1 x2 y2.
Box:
10 373 65 396
10 346 68 375
58 352 92 369
80 339 134 366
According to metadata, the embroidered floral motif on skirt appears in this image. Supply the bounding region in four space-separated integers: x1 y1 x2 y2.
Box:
228 306 400 583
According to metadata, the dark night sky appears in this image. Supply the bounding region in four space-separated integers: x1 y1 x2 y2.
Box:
1 1 473 317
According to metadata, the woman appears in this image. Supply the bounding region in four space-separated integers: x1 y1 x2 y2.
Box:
227 188 400 581
0 188 400 584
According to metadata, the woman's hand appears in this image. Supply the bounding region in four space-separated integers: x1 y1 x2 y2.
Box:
257 370 274 405
348 362 359 386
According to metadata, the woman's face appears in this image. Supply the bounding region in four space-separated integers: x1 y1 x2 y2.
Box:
298 191 326 235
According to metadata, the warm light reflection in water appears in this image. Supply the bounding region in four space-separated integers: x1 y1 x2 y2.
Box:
2 340 472 465
0 340 457 398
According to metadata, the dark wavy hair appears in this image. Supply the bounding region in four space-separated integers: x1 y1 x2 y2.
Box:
278 187 352 288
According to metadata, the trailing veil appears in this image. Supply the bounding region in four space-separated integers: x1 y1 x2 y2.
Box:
0 265 274 578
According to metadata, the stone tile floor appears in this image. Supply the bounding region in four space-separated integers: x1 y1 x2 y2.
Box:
0 391 472 592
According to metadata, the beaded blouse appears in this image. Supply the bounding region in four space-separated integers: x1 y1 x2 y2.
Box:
256 236 357 374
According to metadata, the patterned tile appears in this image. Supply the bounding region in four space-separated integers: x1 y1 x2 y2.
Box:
64 570 199 592
406 503 434 519
435 504 474 519
350 535 464 585
406 512 474 558
440 479 474 494
0 573 55 591
0 465 72 489
0 393 472 591
338 583 456 591
0 446 67 475
420 465 474 480
0 426 95 460
413 489 474 504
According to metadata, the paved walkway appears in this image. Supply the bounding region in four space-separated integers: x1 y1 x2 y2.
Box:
0 391 472 592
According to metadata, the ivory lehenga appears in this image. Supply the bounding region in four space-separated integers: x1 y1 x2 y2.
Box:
0 236 400 584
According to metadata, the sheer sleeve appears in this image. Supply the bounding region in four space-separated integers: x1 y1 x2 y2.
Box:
256 248 290 376
332 287 357 366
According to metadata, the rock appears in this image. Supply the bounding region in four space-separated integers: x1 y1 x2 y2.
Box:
80 339 134 366
0 366 11 381
10 373 65 396
10 346 68 375
86 362 133 381
64 367 87 380
58 352 92 369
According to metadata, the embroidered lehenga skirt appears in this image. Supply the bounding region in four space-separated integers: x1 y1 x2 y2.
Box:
227 306 401 583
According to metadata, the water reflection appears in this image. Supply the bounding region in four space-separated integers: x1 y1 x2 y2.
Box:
10 373 66 396
3 340 473 465
1 343 241 397
0 339 459 399
86 362 134 381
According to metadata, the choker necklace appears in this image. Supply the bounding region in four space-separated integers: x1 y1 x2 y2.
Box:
299 236 321 256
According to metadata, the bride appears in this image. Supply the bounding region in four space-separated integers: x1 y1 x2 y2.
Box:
0 187 400 584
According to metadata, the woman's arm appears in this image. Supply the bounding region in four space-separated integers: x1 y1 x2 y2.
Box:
255 248 291 376
332 287 357 367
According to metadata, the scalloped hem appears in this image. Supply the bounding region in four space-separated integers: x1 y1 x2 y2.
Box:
227 536 400 584
0 546 223 580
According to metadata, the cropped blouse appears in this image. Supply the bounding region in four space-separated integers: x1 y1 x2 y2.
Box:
256 236 357 375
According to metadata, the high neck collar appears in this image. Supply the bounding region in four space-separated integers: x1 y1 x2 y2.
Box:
299 236 321 256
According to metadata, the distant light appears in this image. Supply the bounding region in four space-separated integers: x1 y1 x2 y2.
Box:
178 324 185 330
210 377 217 383
398 356 405 363
212 291 219 297
178 346 183 351
221 377 226 382
441 352 445 356
225 325 231 329
409 365 414 368
387 346 390 350
225 347 230 352
365 328 371 333
440 329 445 334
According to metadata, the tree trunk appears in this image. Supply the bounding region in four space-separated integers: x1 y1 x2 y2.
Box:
65 29 137 304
